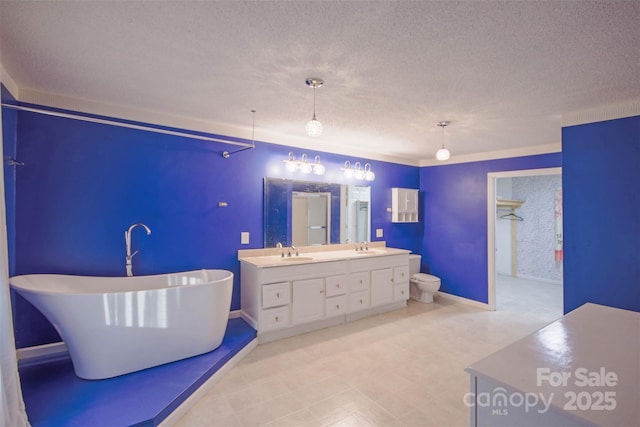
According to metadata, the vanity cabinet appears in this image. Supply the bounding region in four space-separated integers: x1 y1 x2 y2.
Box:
240 250 410 343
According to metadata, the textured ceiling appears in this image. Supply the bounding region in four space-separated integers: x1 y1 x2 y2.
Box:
1 1 639 164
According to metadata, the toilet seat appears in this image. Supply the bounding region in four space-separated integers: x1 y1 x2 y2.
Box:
411 273 440 283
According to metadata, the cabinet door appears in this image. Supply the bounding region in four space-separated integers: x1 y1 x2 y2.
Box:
348 290 370 312
292 278 325 325
325 295 347 318
394 283 410 301
394 266 410 284
371 268 394 306
349 271 370 292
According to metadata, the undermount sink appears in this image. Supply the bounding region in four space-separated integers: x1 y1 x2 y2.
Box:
356 249 384 255
279 256 314 262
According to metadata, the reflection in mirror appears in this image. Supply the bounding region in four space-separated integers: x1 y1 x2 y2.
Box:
264 178 371 248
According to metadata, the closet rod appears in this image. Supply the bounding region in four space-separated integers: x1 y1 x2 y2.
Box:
0 103 255 149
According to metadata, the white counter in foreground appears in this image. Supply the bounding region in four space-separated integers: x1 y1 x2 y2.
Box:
466 303 639 427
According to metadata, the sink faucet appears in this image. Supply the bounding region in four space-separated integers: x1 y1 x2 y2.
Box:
288 245 299 257
125 223 151 277
276 242 284 258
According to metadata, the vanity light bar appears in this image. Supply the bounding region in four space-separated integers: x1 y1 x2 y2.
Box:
283 152 325 175
342 160 375 181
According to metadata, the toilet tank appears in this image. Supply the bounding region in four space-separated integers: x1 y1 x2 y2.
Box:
409 254 421 275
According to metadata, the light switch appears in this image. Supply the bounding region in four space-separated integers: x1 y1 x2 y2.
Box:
241 232 250 244
376 229 383 238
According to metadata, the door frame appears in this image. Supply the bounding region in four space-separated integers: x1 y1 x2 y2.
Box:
486 167 562 310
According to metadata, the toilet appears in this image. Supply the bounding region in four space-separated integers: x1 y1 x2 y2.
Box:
408 254 441 303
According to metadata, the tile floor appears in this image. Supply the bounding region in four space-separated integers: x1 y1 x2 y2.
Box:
175 281 563 427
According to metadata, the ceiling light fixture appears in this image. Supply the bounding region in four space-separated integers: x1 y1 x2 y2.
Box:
436 121 451 161
305 77 324 137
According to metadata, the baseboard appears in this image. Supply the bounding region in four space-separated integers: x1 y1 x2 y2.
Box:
436 291 492 310
158 338 258 427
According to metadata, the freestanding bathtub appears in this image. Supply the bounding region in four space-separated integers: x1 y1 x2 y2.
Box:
10 269 233 380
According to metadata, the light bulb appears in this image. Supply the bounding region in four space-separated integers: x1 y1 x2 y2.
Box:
285 161 298 172
300 162 313 173
436 148 450 161
306 119 323 137
312 155 325 175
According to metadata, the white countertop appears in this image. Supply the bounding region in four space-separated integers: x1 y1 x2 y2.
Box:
466 303 640 427
238 242 410 268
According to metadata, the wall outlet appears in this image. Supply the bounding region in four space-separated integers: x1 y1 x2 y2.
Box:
376 228 383 238
241 232 250 244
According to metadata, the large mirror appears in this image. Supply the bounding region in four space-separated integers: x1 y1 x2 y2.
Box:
264 178 371 248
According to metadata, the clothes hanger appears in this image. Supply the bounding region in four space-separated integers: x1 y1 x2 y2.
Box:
500 212 523 221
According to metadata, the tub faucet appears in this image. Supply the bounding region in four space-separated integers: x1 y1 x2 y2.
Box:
125 223 152 277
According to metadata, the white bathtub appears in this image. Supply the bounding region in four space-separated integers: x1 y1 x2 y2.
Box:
10 269 233 380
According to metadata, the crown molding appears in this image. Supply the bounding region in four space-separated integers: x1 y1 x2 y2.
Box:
0 64 20 99
561 98 640 127
418 142 561 167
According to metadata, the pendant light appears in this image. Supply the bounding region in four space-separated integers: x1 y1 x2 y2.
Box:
305 78 324 137
436 121 451 161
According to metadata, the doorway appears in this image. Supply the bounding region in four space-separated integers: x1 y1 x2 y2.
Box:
292 192 331 246
487 168 563 316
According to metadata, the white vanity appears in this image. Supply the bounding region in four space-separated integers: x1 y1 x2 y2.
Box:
239 242 410 342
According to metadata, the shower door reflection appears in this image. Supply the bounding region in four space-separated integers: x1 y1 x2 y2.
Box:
292 192 331 246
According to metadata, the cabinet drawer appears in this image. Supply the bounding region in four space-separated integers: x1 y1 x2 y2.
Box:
262 282 290 309
349 290 370 312
325 295 347 318
261 306 290 332
326 274 347 297
349 272 370 292
394 283 410 301
394 266 410 284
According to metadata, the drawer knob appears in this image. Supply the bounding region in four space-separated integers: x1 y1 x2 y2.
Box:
275 316 279 322
276 292 280 298
391 278 394 283
359 279 363 284
336 304 340 309
337 283 340 288
401 290 405 294
359 299 363 304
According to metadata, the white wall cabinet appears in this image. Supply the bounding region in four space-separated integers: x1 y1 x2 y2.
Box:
392 188 419 223
241 254 409 343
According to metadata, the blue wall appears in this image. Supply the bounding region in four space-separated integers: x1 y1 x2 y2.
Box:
562 116 640 313
419 154 562 304
7 102 420 348
2 86 17 277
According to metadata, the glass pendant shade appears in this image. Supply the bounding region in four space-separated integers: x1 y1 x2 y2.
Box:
306 118 323 137
436 147 450 161
435 121 451 161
